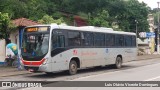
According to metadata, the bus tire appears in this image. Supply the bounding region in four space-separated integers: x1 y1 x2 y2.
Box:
114 56 122 69
69 60 77 75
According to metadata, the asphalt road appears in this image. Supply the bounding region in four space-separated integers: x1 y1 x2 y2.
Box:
1 58 160 90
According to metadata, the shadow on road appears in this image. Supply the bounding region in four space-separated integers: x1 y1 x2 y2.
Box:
26 65 136 79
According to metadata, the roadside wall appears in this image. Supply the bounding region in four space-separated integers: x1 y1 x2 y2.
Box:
0 39 6 64
10 30 18 45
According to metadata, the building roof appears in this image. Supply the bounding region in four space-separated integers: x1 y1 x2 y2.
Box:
12 18 39 27
74 16 88 26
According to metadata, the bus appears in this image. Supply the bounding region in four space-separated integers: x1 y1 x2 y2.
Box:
20 24 137 75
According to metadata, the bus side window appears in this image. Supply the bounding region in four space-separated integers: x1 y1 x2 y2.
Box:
124 35 132 47
58 35 65 47
51 34 65 50
94 33 105 46
115 35 124 47
81 32 94 46
106 34 115 46
68 31 81 46
51 35 58 50
132 36 136 47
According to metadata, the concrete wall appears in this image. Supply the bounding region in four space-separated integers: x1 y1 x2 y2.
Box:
10 30 19 44
0 30 20 65
10 30 20 55
0 39 6 63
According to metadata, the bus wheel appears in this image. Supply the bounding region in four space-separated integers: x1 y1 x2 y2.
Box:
114 56 122 69
69 60 77 75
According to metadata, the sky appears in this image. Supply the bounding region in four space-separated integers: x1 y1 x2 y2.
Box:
138 0 159 9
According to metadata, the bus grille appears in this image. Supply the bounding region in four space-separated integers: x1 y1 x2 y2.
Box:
24 66 39 72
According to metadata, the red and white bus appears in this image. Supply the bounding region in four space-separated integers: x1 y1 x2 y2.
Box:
20 24 137 75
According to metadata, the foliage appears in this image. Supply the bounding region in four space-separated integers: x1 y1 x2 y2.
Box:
0 12 16 39
152 8 160 26
104 0 149 32
0 0 28 19
38 15 65 24
89 10 109 27
0 0 150 33
54 0 149 32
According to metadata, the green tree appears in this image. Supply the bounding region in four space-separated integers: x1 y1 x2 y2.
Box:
126 0 149 32
54 0 149 32
0 0 150 33
89 10 109 27
38 15 65 24
0 0 28 19
0 12 16 39
151 8 159 26
25 0 49 21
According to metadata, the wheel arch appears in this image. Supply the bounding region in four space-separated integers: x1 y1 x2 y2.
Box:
117 54 123 62
69 57 80 68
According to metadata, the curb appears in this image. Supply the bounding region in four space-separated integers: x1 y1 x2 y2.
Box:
0 67 32 78
0 62 6 66
0 72 32 78
137 56 160 60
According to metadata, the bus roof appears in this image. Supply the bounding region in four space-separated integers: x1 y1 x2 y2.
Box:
27 24 136 35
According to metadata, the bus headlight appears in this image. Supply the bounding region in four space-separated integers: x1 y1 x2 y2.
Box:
42 58 48 65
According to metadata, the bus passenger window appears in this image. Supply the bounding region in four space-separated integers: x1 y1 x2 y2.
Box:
51 35 58 50
68 31 81 46
124 36 132 46
106 34 114 46
58 35 65 47
81 32 94 46
132 36 136 47
51 35 65 50
94 33 105 46
115 35 124 47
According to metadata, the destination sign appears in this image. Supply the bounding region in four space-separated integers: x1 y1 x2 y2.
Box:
27 27 38 32
26 27 49 32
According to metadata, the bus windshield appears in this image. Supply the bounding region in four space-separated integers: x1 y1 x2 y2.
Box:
22 28 50 60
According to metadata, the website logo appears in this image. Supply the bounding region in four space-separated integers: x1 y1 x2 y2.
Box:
2 82 11 87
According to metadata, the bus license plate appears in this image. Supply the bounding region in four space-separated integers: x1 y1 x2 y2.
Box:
28 69 34 72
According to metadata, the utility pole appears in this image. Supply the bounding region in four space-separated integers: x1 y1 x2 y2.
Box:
135 19 138 48
135 20 138 38
157 2 160 54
